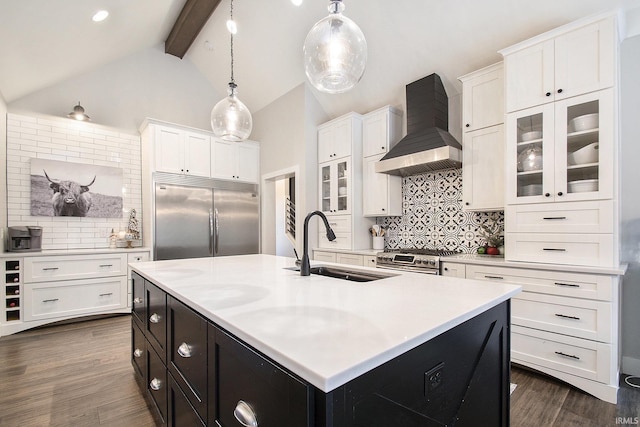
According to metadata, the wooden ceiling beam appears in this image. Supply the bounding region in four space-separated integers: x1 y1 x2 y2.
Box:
165 0 222 59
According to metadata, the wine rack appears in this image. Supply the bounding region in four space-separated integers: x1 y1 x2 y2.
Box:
3 259 21 322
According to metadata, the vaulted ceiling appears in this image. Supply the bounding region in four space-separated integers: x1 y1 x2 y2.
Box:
1 0 639 119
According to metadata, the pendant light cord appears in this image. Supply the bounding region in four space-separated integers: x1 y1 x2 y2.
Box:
229 0 235 85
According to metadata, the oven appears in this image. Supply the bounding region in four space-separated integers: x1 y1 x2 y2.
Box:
375 249 458 275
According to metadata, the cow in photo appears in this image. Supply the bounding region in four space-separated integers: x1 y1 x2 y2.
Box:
44 170 96 217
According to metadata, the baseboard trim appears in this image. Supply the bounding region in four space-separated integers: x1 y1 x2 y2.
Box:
622 356 640 376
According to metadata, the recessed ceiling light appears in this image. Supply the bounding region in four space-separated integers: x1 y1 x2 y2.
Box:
92 10 109 22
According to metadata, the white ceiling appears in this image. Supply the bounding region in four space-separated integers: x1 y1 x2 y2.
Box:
1 0 639 118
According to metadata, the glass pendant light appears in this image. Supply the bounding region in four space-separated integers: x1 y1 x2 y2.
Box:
211 0 252 142
303 0 367 94
67 102 90 121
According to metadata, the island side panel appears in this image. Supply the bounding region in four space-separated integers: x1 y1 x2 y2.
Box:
319 301 511 426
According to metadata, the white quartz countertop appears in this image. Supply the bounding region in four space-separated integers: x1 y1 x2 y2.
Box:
0 247 151 258
131 254 521 392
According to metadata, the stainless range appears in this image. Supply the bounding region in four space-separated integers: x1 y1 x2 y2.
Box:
376 249 458 275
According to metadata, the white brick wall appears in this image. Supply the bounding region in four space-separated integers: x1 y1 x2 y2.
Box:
7 113 142 249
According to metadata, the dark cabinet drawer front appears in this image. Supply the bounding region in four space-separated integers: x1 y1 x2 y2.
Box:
131 271 145 326
211 326 310 427
168 374 206 427
168 296 208 421
148 345 168 424
131 319 146 390
147 281 167 359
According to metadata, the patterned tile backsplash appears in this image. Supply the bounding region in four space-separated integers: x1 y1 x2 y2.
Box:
377 168 504 253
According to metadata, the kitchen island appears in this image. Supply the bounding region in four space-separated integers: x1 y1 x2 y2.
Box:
130 254 521 426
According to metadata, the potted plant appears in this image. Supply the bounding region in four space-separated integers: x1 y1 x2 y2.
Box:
478 216 504 256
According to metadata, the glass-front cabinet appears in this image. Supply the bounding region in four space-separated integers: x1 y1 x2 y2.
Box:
319 158 351 215
506 89 613 205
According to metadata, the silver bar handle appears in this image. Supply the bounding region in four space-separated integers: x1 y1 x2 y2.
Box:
554 282 580 288
42 267 59 271
214 208 220 255
555 351 580 360
99 264 113 267
234 400 258 427
177 342 192 358
43 298 59 303
484 275 504 280
543 248 566 252
209 208 214 256
99 293 113 297
543 216 567 220
555 313 581 320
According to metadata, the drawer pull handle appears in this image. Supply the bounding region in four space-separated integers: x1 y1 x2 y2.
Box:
543 248 566 252
543 216 567 220
554 282 580 288
149 313 160 324
177 342 192 358
99 264 113 268
150 377 162 391
99 293 113 297
42 267 59 271
133 348 143 358
133 297 143 304
13 278 19 283
484 275 504 280
43 298 59 303
555 313 581 320
234 400 258 427
555 351 580 360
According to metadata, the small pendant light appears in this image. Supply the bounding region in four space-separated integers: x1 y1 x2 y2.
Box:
303 0 367 94
67 102 90 121
211 0 253 142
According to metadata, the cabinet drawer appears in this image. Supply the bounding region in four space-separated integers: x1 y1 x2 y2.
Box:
24 277 126 321
168 374 206 427
147 345 168 424
168 296 208 422
313 251 337 263
511 325 611 384
128 252 150 263
131 271 146 325
146 281 168 361
464 264 614 301
506 201 614 233
24 254 127 283
513 292 611 342
363 256 377 268
324 215 351 233
318 232 351 250
336 253 364 266
441 262 466 278
132 319 147 391
505 233 614 267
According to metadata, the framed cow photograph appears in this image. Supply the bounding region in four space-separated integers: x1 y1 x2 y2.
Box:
30 158 123 218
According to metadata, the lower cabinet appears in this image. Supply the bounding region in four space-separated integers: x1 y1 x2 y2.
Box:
441 262 466 278
314 250 377 268
168 375 206 427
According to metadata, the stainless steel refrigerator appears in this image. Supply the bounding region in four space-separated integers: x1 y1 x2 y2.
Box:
153 174 259 261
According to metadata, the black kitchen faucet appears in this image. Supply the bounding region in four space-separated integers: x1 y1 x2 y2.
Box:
300 210 336 276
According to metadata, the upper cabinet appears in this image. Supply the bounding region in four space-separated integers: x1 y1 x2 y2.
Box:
318 115 358 163
154 125 211 177
459 63 505 211
501 16 615 113
320 158 351 215
362 106 403 217
460 63 504 132
211 139 260 184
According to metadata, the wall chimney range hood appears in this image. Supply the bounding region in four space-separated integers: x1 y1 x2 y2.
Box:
376 73 462 176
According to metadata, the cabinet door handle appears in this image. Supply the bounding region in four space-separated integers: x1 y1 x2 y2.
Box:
555 313 581 320
546 92 552 97
444 267 449 271
484 275 504 280
554 282 580 288
465 123 470 128
133 348 143 358
43 298 59 303
149 313 160 324
555 351 580 360
177 342 192 358
42 267 59 271
99 264 113 268
543 216 567 220
150 377 162 391
99 293 113 297
557 88 563 94
543 248 566 252
134 297 143 304
13 278 19 283
545 193 551 197
557 192 564 196
234 400 258 427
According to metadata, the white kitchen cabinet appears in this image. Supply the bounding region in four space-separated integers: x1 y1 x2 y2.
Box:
319 158 351 215
313 251 337 263
459 62 504 132
336 253 364 266
313 250 377 268
501 16 615 113
362 106 403 217
462 125 505 211
211 138 260 183
441 262 465 278
154 125 211 177
318 113 361 163
465 262 620 403
505 89 614 205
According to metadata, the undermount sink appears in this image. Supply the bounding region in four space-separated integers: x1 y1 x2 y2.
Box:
286 265 397 282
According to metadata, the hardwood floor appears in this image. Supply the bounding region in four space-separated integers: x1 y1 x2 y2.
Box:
0 315 638 427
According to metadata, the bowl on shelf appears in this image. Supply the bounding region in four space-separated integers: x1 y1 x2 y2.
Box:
567 142 599 165
517 146 543 172
519 184 542 197
521 130 542 142
568 113 599 132
338 187 347 196
568 179 598 193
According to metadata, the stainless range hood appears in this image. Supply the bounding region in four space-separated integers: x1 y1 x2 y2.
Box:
376 74 462 176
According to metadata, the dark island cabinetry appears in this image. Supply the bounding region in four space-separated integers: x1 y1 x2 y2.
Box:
131 271 511 426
